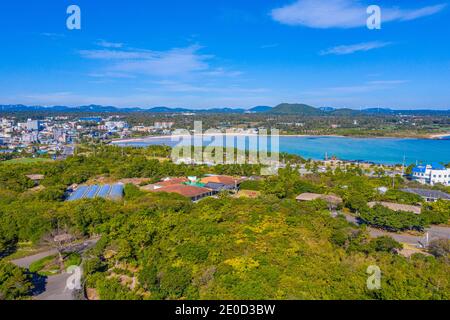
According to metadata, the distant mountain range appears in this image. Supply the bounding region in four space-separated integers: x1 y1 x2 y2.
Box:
0 104 250 114
247 106 273 113
0 104 449 116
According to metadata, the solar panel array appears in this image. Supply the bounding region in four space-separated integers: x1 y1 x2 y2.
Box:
109 184 124 199
85 185 100 198
67 186 89 201
67 184 124 201
97 185 111 198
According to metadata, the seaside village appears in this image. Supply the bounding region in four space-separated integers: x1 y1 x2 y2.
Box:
63 164 450 205
2 115 450 210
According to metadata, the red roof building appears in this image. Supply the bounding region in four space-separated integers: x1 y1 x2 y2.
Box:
141 177 189 191
151 184 213 201
200 175 241 186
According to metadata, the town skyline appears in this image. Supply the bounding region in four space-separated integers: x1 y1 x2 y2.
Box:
0 0 449 109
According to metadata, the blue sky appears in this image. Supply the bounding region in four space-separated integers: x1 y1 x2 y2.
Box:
0 0 449 109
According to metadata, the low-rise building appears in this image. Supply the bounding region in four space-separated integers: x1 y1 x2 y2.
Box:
151 184 213 201
200 175 242 189
401 188 450 202
142 175 243 200
26 174 45 185
296 193 343 209
412 163 450 186
141 177 189 191
154 122 174 130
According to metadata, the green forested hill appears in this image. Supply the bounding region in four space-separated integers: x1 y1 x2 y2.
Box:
84 193 449 300
268 103 322 115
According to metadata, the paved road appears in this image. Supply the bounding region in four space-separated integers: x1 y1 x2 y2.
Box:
367 228 424 246
11 249 58 269
10 238 99 300
427 226 450 240
34 273 74 300
339 213 450 246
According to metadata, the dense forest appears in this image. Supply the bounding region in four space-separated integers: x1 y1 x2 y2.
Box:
0 145 449 300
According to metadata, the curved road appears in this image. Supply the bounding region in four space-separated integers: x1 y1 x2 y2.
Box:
11 238 99 300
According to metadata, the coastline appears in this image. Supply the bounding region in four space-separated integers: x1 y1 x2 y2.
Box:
428 132 450 139
112 132 450 144
111 133 345 144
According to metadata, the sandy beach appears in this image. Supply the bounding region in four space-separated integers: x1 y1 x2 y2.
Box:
429 132 450 139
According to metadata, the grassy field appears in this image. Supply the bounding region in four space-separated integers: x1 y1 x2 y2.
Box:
64 252 82 268
235 189 261 199
29 254 60 276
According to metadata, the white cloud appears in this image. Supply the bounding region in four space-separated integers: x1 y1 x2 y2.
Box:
80 45 216 77
271 0 447 28
367 80 409 85
384 4 447 21
79 49 151 60
14 45 263 108
40 33 65 39
320 41 391 55
96 40 124 48
88 72 136 79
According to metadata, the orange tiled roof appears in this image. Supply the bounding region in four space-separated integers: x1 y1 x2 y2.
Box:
141 177 189 191
152 184 212 198
200 175 240 186
156 177 189 187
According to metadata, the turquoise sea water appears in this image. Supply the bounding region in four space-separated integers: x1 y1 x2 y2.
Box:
114 135 450 165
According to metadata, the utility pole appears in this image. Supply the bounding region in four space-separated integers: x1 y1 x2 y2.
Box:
402 155 406 176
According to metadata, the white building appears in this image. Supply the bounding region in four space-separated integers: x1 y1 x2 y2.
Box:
105 121 128 131
154 122 174 130
412 163 450 186
26 119 42 131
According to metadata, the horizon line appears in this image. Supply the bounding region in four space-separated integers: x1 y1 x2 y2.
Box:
1 103 449 112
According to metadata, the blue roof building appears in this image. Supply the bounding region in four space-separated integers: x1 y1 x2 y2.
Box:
411 163 450 186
